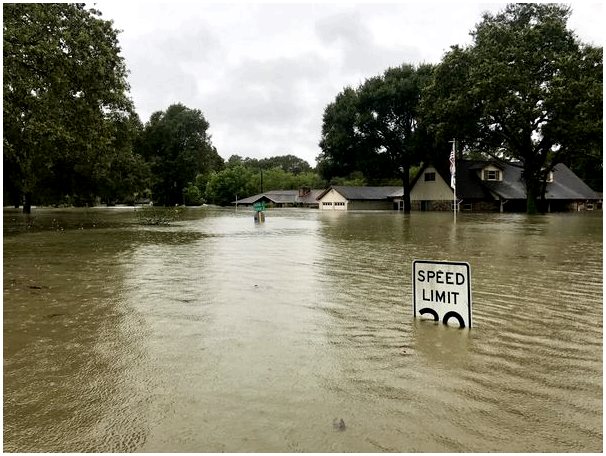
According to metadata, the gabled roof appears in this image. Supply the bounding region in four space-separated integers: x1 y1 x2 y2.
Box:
468 160 504 171
410 161 491 199
545 164 600 200
317 186 402 201
458 160 511 200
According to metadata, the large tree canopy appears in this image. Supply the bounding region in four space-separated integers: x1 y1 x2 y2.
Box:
3 3 135 212
317 87 369 180
357 64 435 212
423 3 603 213
137 103 223 206
317 64 436 212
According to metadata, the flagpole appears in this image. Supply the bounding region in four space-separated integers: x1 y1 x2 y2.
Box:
449 139 457 222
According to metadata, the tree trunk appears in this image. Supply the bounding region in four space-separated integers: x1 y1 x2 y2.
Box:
22 192 32 214
525 182 538 215
401 163 411 214
538 175 549 213
522 158 542 215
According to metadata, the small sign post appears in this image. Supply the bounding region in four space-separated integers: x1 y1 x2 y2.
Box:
253 201 266 223
413 260 472 328
253 202 266 212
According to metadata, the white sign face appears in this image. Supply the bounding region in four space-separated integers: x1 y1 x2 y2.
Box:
413 260 472 328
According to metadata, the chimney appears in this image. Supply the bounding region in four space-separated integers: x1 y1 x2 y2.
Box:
299 187 311 197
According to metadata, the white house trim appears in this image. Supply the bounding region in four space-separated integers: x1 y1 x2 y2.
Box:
318 188 348 210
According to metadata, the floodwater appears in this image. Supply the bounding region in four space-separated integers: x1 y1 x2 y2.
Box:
3 207 602 452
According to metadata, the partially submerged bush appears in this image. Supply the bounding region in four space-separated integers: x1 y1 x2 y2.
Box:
135 206 183 225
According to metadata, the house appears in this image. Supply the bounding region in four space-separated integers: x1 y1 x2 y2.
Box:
317 186 402 210
234 187 323 208
410 159 601 212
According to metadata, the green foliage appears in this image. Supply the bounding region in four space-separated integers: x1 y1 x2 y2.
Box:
330 171 367 187
258 155 313 174
205 165 257 206
226 154 313 175
3 3 134 212
137 103 223 206
317 87 366 180
420 45 480 153
96 113 151 205
551 43 603 191
292 171 326 190
254 167 323 192
183 183 203 206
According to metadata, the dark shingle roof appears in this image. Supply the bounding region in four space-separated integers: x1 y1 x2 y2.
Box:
545 164 600 200
235 189 323 205
318 186 402 201
455 161 498 200
428 159 599 201
474 161 599 200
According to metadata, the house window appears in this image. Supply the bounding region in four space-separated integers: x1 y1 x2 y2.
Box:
483 169 501 181
334 202 345 206
424 172 436 182
322 202 333 207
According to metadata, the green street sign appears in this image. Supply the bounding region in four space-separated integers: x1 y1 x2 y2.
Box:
253 202 266 211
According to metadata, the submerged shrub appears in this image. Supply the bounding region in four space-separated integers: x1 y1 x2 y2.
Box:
135 206 183 225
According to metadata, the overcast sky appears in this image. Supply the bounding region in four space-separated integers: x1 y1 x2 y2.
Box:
96 1 603 166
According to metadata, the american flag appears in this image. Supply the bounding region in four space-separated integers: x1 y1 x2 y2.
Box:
449 142 456 190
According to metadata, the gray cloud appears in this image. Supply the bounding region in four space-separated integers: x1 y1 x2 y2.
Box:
199 52 331 159
315 10 422 75
205 53 328 121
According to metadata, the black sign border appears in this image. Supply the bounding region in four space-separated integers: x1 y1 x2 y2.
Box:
412 259 473 327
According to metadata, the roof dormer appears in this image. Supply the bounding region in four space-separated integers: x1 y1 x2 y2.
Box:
481 164 503 182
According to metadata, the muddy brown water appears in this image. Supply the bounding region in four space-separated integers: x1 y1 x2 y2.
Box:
3 207 602 452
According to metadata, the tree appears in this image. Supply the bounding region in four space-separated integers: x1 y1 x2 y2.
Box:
317 87 368 180
423 3 602 213
550 43 603 192
205 164 256 206
318 64 436 213
420 46 482 157
258 155 313 174
316 87 399 185
356 64 435 213
138 103 223 206
3 3 134 212
222 153 325 194
96 112 151 205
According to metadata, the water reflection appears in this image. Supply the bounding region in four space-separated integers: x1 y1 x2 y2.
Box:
412 320 472 366
3 208 602 452
3 229 148 451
